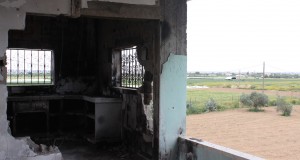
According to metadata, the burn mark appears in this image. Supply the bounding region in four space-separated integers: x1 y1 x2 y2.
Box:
0 55 7 84
161 21 171 41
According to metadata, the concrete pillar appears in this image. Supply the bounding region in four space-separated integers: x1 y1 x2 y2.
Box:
158 0 187 159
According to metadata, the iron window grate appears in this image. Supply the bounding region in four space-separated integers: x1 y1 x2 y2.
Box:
6 49 53 85
121 47 144 88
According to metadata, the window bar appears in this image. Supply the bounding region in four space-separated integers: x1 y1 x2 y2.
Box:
125 49 127 87
128 49 131 87
50 52 52 84
24 50 26 84
132 49 134 87
129 49 134 88
124 50 129 87
44 51 46 84
134 49 137 88
31 50 33 84
127 49 129 87
127 49 132 87
125 50 127 87
17 50 19 84
9 50 12 84
131 49 134 88
132 48 135 88
122 50 125 87
38 50 39 84
128 49 130 87
121 51 123 87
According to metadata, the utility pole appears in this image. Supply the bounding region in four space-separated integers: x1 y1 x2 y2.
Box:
238 70 240 88
262 61 265 93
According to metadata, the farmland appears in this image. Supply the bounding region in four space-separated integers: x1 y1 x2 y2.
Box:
187 78 300 91
186 78 300 159
186 78 300 114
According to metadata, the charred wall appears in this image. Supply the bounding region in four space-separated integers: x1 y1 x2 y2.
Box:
100 19 158 157
7 14 158 158
8 15 101 95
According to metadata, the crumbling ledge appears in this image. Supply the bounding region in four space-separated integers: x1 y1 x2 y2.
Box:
178 136 264 160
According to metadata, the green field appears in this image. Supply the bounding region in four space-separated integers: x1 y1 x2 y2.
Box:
187 78 300 91
186 78 300 115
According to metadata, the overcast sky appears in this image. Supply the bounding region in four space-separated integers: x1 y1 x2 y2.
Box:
187 0 300 73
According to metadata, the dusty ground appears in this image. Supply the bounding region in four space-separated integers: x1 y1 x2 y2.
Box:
187 106 300 160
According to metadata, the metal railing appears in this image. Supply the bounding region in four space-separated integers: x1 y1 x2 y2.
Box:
121 47 144 88
6 49 53 85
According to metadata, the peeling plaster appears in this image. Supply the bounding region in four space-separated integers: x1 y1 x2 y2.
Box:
0 0 26 8
159 54 187 160
0 0 71 16
82 0 157 8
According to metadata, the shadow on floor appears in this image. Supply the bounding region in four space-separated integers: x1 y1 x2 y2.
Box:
33 137 147 160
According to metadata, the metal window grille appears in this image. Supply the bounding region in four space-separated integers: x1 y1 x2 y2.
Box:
121 47 144 88
6 49 53 85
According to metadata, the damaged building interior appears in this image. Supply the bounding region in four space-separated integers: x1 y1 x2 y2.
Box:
0 0 263 160
6 15 156 159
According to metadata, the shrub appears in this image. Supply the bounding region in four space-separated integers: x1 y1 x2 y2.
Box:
240 92 268 111
217 105 226 111
250 85 256 89
186 104 205 115
268 99 277 106
205 98 217 112
240 93 252 107
276 97 293 116
225 84 231 88
291 99 297 105
233 101 240 108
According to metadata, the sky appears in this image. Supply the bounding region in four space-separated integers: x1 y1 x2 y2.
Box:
187 0 300 73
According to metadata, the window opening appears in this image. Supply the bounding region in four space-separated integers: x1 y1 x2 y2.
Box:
6 49 53 85
121 46 144 88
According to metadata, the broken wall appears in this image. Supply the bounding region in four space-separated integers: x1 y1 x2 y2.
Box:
6 11 159 159
1 0 188 160
0 5 59 160
0 1 70 159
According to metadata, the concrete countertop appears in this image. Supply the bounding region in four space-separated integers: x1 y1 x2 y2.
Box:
7 95 122 103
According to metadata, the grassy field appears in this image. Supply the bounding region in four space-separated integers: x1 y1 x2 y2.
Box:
186 78 300 114
187 78 300 91
188 89 268 114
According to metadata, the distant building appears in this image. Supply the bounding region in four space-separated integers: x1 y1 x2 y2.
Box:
225 76 236 80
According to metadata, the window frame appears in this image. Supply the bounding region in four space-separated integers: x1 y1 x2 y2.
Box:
6 48 55 86
112 46 145 89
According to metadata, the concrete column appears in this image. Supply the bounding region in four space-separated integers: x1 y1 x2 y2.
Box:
158 0 187 159
159 54 187 160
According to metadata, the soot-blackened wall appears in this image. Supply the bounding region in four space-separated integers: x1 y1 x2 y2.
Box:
8 14 158 158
